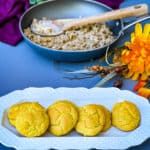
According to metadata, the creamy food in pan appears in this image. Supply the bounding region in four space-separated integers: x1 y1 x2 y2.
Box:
24 23 114 50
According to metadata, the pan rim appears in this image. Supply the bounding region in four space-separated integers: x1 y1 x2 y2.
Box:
19 0 123 53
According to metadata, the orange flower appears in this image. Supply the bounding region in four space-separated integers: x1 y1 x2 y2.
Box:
120 23 150 81
138 87 150 98
133 80 147 92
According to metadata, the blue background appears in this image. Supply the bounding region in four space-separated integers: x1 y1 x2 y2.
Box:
0 0 150 149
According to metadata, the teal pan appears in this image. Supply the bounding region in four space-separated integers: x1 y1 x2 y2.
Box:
19 0 125 62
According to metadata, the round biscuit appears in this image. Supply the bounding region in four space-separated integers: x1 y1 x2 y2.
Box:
8 102 45 127
47 100 78 136
75 104 105 136
98 105 111 132
112 101 140 131
15 108 49 137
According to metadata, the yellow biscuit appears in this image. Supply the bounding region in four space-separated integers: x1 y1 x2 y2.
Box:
98 105 111 132
15 108 49 137
8 102 45 127
112 101 140 131
47 100 78 136
75 104 105 136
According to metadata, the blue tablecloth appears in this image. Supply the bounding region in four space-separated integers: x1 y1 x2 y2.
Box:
0 0 150 149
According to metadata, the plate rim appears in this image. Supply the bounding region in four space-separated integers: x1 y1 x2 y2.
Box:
0 87 150 150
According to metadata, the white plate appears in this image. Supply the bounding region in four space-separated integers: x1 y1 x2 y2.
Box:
0 87 150 150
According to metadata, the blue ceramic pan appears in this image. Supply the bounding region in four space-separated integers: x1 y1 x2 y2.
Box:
19 0 150 62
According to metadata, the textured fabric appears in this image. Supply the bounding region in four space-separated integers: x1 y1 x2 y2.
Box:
96 0 124 9
0 0 30 45
29 0 124 7
29 0 47 5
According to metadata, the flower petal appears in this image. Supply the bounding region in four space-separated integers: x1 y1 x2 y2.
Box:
135 23 142 36
131 72 140 80
143 24 150 39
138 87 150 98
124 71 134 78
131 33 135 42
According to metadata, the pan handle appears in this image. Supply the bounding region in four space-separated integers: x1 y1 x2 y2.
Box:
105 15 150 66
120 15 150 34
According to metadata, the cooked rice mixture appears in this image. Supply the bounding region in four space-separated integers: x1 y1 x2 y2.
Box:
24 23 114 50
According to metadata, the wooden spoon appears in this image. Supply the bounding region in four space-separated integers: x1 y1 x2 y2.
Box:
31 4 148 36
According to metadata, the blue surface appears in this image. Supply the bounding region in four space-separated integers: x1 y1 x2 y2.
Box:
0 0 150 149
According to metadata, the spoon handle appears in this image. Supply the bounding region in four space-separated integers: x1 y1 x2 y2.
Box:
63 4 148 30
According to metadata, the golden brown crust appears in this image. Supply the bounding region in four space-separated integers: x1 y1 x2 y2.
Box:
75 104 105 136
15 109 49 137
112 101 141 131
97 105 111 132
47 100 78 136
7 102 45 127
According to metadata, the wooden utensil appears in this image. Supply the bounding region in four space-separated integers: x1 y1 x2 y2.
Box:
31 4 148 36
